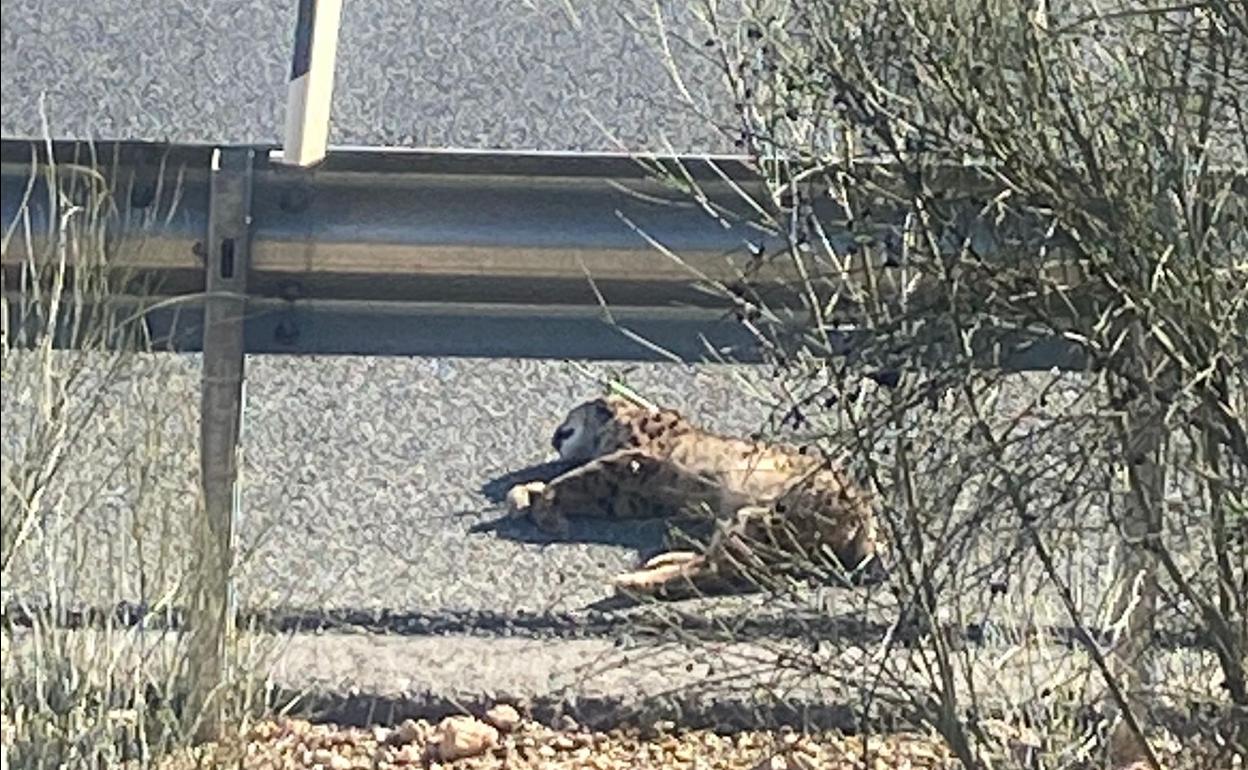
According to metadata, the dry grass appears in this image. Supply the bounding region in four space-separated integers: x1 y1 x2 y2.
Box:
0 142 282 768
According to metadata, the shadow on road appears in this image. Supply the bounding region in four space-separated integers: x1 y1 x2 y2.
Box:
477 458 578 504
473 460 718 557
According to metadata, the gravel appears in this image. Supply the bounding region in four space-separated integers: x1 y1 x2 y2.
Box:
137 709 1228 770
149 712 966 770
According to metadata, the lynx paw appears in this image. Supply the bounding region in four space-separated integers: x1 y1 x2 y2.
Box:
505 481 568 535
505 481 546 517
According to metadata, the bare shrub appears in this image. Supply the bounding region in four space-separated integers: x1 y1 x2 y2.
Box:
616 2 1246 767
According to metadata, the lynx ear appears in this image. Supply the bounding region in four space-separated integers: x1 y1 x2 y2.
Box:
588 398 613 420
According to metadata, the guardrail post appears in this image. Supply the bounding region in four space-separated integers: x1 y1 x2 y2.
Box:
186 146 253 742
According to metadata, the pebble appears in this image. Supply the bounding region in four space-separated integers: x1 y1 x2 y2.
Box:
391 743 423 764
484 703 522 732
434 715 498 761
388 718 425 746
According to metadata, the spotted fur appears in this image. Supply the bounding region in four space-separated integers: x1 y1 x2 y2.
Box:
506 395 887 596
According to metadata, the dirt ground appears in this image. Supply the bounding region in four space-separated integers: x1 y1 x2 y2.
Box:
156 715 959 770
147 710 1236 770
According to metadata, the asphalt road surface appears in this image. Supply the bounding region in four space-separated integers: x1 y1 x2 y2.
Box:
2 351 1221 731
2 353 775 614
3 350 1142 629
234 354 774 615
1 0 729 152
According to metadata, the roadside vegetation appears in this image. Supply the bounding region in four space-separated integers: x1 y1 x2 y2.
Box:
612 1 1246 768
0 141 278 767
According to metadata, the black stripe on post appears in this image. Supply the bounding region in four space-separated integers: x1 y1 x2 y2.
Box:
290 0 316 81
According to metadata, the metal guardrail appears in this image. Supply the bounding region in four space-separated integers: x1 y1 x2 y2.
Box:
1 137 1160 365
2 139 798 362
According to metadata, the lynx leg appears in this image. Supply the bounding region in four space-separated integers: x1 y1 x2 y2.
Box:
607 549 703 591
505 449 690 533
610 551 716 595
610 506 775 597
640 550 701 569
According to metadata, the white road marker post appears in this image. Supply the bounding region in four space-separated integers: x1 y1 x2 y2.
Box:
275 0 344 167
